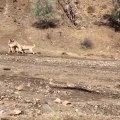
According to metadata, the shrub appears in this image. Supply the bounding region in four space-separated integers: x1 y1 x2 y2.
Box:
46 32 51 39
87 6 95 14
33 0 59 29
81 38 94 49
109 0 120 31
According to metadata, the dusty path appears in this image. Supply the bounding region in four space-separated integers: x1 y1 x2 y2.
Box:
0 54 120 120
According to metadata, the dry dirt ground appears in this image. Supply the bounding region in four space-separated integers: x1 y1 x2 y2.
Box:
0 0 120 119
0 54 120 120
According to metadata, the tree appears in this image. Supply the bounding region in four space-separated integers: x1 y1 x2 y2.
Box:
33 0 59 28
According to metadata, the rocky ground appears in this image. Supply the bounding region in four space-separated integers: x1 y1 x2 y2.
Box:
0 0 120 119
0 53 120 120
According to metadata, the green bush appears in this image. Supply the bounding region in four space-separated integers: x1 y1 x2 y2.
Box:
111 7 120 20
109 0 120 30
33 0 59 28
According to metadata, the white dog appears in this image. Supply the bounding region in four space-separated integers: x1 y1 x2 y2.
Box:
8 39 22 53
21 44 35 54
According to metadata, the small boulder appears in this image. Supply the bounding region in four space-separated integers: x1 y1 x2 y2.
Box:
15 84 24 91
9 109 22 115
54 98 62 104
62 100 71 106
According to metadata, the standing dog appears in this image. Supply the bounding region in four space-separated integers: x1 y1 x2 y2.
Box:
21 44 35 54
8 39 19 53
8 39 24 53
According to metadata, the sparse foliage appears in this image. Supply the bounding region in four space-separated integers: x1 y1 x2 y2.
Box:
109 0 120 30
33 0 60 29
81 38 94 49
111 2 120 21
87 6 95 13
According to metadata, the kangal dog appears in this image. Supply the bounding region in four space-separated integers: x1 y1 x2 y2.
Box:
8 39 35 54
8 39 22 53
21 44 35 54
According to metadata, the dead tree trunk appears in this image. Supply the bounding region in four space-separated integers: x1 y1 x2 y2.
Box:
58 0 81 27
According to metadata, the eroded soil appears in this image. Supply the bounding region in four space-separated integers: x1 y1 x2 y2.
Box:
0 54 120 120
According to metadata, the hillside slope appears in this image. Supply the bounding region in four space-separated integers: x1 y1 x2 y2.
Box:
0 0 120 59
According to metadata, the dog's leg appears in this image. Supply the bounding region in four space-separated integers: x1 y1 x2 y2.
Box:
29 48 34 54
12 47 16 53
8 46 15 53
22 49 25 53
14 46 18 53
16 45 23 54
15 47 19 53
11 47 14 53
8 47 12 53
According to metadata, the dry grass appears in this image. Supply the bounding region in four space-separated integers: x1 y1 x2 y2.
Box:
81 38 94 49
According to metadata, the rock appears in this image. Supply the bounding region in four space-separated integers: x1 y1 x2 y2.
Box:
0 110 4 117
14 91 20 95
9 109 22 115
81 27 86 30
46 85 51 93
67 83 75 87
15 84 24 91
3 68 11 71
0 110 9 120
27 83 31 87
57 90 60 93
0 117 10 120
41 104 54 113
0 96 5 100
75 109 79 112
24 99 31 103
54 98 62 104
62 100 71 106
0 101 4 105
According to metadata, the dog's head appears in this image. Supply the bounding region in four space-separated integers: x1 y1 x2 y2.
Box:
8 39 15 44
8 39 17 48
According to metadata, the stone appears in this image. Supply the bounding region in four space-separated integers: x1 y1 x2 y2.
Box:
24 99 31 103
54 98 62 104
75 109 79 112
15 84 24 91
9 109 22 115
62 100 71 106
0 101 4 105
41 104 54 113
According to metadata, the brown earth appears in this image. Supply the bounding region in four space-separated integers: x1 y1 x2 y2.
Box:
0 54 120 120
0 0 120 120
